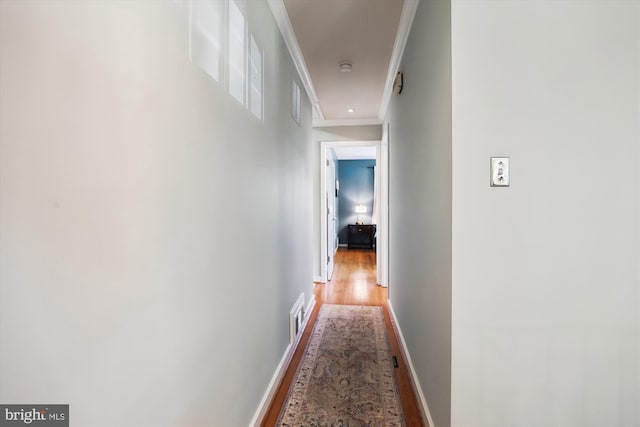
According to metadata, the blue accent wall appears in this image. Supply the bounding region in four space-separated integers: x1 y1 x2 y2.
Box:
337 159 376 244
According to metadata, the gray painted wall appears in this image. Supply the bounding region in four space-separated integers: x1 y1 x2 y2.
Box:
313 125 382 142
386 1 452 426
0 1 313 426
451 2 639 426
389 1 639 426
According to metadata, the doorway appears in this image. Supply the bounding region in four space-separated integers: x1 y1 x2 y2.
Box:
319 139 388 287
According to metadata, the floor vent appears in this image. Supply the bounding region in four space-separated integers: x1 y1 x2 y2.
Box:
289 293 305 343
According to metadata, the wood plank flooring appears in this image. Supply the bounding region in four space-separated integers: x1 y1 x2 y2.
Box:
261 248 425 426
315 248 385 306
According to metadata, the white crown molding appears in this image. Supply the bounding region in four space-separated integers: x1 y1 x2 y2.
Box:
313 117 382 128
377 0 420 122
267 0 325 120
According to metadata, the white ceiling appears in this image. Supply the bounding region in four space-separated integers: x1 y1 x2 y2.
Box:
268 0 418 127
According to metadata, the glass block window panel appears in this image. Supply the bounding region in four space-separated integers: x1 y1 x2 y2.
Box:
228 0 246 104
249 35 263 120
189 0 222 82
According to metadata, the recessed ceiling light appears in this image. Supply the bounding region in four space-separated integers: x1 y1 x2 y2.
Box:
339 62 352 73
347 108 355 113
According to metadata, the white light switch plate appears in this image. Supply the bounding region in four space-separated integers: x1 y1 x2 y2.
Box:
490 157 510 187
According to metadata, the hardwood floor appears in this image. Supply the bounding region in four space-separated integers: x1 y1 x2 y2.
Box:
261 248 426 426
314 247 385 306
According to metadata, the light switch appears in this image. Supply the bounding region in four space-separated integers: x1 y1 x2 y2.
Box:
490 157 510 187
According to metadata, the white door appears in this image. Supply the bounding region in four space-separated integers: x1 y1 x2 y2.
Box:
326 158 336 280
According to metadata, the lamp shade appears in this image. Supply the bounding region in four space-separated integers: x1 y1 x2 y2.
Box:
354 205 367 214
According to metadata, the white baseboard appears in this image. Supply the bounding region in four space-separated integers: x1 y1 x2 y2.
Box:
305 294 316 325
248 342 292 426
313 275 323 283
249 294 317 427
338 243 348 247
387 299 435 427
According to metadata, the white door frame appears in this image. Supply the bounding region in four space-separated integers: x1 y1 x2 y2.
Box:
326 155 337 281
319 139 389 287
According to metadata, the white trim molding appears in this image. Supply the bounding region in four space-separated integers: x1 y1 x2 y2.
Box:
248 342 292 427
305 294 316 325
378 0 420 122
249 294 316 427
267 0 324 121
387 299 435 427
312 117 382 128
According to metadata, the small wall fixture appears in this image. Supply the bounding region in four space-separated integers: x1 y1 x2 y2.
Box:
490 157 510 187
393 72 403 95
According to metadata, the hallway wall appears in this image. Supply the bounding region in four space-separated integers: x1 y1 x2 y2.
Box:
386 1 453 426
389 1 639 426
450 2 639 426
0 1 313 426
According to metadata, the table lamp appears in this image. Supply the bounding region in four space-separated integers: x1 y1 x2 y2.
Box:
355 204 366 224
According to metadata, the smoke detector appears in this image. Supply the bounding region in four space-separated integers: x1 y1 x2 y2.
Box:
339 62 352 73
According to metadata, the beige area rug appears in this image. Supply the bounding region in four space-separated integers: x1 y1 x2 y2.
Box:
277 304 405 426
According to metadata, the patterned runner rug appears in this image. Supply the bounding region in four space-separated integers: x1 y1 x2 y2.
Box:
277 304 405 426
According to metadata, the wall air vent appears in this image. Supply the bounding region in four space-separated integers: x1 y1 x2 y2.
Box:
289 293 305 343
